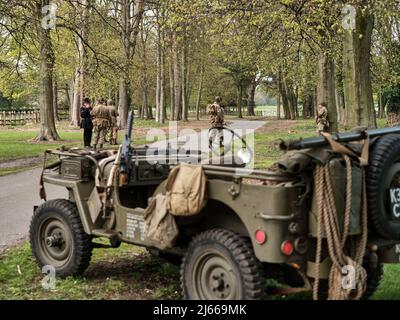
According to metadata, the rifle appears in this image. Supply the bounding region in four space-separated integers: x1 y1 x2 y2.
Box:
119 111 134 185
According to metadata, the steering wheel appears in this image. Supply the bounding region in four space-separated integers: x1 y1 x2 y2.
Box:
208 127 253 165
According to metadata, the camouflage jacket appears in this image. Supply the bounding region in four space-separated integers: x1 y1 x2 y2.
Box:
387 112 400 128
316 106 329 126
107 105 119 127
207 103 225 127
91 104 111 128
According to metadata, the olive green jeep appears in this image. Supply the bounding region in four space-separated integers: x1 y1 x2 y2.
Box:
29 114 400 300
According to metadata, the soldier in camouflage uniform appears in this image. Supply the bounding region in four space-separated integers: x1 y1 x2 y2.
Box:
107 99 119 145
316 102 329 135
386 88 400 127
91 98 111 151
387 113 400 127
207 96 226 150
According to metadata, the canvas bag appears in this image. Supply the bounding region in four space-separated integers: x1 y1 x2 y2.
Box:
165 163 207 216
144 194 179 250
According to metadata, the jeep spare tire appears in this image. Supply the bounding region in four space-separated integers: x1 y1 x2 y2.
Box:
367 134 400 239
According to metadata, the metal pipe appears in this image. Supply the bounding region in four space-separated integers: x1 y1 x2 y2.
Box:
280 127 400 151
202 165 294 178
204 170 297 182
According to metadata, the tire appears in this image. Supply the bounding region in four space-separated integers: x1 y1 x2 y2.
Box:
29 199 93 278
361 257 383 300
181 229 264 300
367 134 400 239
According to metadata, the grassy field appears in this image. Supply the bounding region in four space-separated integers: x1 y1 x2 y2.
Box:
1 239 398 300
0 117 398 300
0 243 181 300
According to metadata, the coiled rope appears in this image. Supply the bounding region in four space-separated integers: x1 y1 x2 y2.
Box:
312 141 369 300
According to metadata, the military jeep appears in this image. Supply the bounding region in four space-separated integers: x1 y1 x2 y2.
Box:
29 114 400 300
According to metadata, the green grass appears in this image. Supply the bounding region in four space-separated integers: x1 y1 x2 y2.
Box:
0 241 398 300
253 120 315 169
0 130 81 161
0 242 181 300
0 129 150 164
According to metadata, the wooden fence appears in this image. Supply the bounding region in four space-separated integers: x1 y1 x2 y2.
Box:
0 110 71 126
0 110 40 126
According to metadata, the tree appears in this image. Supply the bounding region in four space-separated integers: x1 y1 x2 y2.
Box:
118 0 144 128
343 2 377 128
70 0 90 127
37 0 59 140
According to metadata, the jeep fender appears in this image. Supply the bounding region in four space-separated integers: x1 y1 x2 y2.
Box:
42 175 96 234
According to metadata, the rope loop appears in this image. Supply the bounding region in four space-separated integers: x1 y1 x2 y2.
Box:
312 154 368 300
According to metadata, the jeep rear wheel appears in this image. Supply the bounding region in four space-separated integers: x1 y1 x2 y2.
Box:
361 256 383 300
29 199 93 278
181 229 264 300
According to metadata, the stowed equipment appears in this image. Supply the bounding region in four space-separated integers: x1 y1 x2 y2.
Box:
278 126 400 300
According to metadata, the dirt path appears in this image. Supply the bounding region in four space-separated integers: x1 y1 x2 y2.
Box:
0 168 67 253
0 156 43 170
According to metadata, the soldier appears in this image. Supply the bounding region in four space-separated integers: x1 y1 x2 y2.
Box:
316 102 329 135
386 86 400 127
107 99 119 145
91 98 111 151
80 98 93 149
207 96 226 150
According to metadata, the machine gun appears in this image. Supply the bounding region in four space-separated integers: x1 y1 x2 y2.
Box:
279 126 400 151
119 111 134 185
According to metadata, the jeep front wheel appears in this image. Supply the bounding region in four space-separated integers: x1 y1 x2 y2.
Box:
181 229 264 300
29 199 93 278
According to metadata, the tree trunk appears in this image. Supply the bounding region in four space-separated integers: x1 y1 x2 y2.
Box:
247 77 256 116
160 50 166 124
237 85 243 119
283 77 296 120
36 0 59 141
172 33 181 120
181 38 188 121
141 89 148 119
65 83 72 122
53 79 58 121
378 90 385 119
343 6 376 128
277 93 281 120
70 0 89 127
118 0 144 128
278 73 290 120
155 13 162 123
280 85 290 119
317 54 338 132
169 59 175 120
71 66 82 126
195 64 205 121
140 23 152 120
303 94 314 119
118 77 129 127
